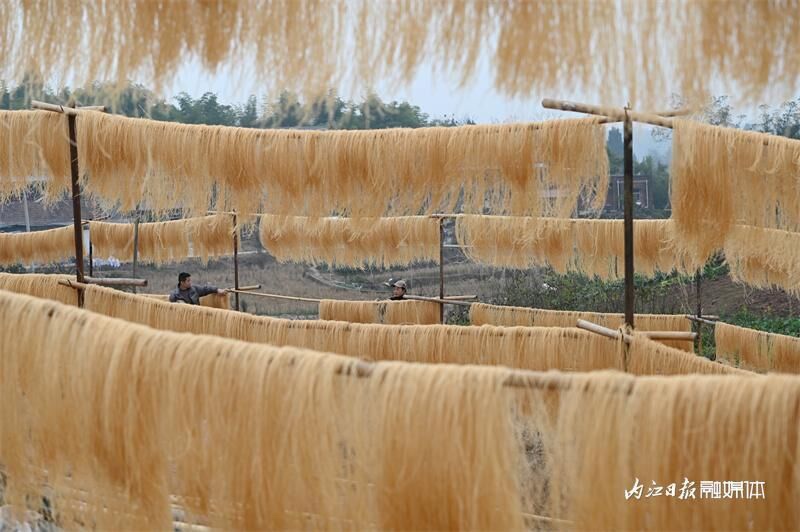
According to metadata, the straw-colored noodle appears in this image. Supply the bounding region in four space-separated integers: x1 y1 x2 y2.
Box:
547 371 798 529
627 333 752 376
671 120 800 263
455 216 699 278
79 283 623 373
319 299 440 325
0 110 71 202
0 289 793 530
0 272 77 304
69 113 608 217
470 302 695 351
0 225 75 265
141 292 230 310
259 214 439 268
79 280 753 375
199 292 230 310
723 225 800 296
89 215 233 264
716 321 800 374
2 1 799 107
0 273 751 376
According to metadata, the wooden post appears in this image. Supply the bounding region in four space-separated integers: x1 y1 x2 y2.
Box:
132 214 140 294
623 108 634 327
438 218 445 323
21 187 36 272
233 212 240 311
695 268 703 354
66 103 84 307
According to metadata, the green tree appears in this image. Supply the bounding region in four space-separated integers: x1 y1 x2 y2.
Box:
607 127 624 174
237 95 260 128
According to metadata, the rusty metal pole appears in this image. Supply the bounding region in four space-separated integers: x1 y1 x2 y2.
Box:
233 212 240 311
438 218 445 323
66 103 84 307
623 108 634 327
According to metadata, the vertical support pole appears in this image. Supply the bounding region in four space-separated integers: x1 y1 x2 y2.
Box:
132 214 140 294
695 268 703 354
66 104 84 307
21 187 31 232
623 108 634 328
233 212 240 311
21 187 35 272
88 239 93 276
438 218 445 323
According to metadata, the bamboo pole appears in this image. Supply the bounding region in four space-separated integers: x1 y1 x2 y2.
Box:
59 278 148 289
576 319 696 343
438 218 445 323
541 98 675 129
132 214 140 294
233 212 240 311
66 103 84 307
403 294 473 307
226 290 475 307
695 268 703 353
686 315 717 326
227 289 321 303
623 107 634 327
232 284 261 291
85 276 148 287
576 319 630 343
21 186 36 273
31 100 106 115
643 330 697 341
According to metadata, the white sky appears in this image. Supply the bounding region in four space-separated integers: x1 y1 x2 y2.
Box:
166 57 673 159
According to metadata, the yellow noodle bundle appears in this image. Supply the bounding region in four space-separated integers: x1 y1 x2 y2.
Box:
671 120 800 263
455 216 699 278
142 292 230 309
0 225 75 265
79 283 623 372
71 113 607 217
259 214 439 267
470 302 695 351
723 225 800 296
186 214 235 262
627 333 752 376
82 281 751 375
89 215 233 263
2 1 800 107
0 272 76 304
0 288 525 529
0 110 71 202
0 289 794 530
319 299 440 324
716 321 800 374
199 292 230 309
547 371 798 529
0 273 749 376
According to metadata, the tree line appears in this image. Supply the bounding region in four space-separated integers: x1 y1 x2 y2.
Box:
0 78 473 130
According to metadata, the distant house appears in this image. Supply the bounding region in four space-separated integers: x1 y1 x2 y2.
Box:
604 174 653 214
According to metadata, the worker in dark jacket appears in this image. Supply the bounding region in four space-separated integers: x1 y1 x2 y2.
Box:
387 279 407 300
169 272 226 305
